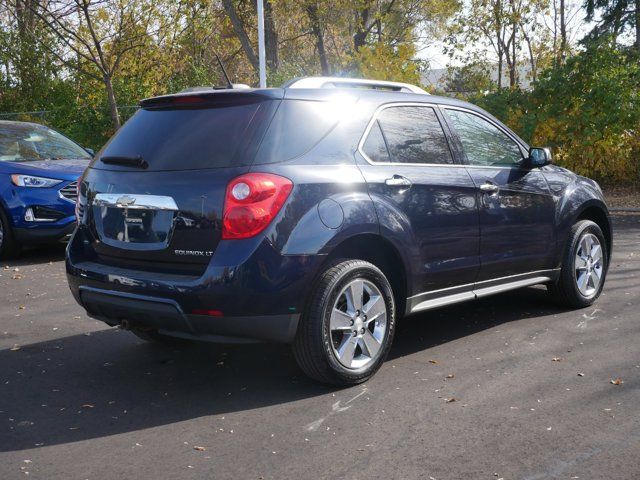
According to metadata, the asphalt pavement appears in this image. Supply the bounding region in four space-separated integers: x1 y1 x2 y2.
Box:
1 214 639 480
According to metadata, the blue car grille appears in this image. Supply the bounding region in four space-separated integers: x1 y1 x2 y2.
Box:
60 181 78 202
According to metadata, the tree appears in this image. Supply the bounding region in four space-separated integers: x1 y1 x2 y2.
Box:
584 0 640 50
305 2 329 75
26 0 162 129
221 0 278 77
444 60 496 94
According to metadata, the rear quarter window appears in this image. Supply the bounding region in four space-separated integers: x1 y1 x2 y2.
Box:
254 100 341 164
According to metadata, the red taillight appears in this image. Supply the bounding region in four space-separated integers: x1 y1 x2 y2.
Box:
222 173 293 239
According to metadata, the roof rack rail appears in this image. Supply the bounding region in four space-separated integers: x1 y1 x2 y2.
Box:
283 76 428 95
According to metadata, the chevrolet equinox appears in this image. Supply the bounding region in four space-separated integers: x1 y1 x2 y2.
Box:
66 77 612 385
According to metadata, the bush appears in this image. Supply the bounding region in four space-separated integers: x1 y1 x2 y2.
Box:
472 39 640 186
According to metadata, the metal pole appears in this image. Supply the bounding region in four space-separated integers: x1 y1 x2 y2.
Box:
257 0 266 88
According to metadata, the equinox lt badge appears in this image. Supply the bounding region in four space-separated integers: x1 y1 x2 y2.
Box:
174 249 213 257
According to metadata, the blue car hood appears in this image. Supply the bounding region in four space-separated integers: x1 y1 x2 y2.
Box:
3 158 90 181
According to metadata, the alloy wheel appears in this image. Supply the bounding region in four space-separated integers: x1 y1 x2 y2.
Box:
329 278 388 369
574 233 603 297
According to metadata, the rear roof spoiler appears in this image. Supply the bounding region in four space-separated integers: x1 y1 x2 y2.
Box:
140 88 283 108
283 76 428 95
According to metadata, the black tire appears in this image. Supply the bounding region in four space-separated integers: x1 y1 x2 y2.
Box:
131 328 187 346
548 220 608 308
0 207 20 259
293 259 396 386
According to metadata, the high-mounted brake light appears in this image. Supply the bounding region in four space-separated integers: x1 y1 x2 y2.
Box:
222 173 293 239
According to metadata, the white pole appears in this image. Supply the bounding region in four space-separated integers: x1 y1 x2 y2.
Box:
257 0 266 88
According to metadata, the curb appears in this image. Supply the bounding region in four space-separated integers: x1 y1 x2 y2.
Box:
609 208 640 213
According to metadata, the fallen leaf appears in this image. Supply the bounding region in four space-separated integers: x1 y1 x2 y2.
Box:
428 360 438 364
193 446 205 451
610 378 624 385
445 397 456 403
18 305 25 310
552 357 563 362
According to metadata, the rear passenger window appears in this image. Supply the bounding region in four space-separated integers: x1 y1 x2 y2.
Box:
362 121 390 163
362 106 453 164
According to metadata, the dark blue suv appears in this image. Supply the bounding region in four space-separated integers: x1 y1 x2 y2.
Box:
66 77 612 385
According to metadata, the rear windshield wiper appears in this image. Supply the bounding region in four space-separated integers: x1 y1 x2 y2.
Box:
100 155 148 169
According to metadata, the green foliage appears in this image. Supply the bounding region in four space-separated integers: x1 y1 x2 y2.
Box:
355 42 425 85
444 61 496 95
474 39 640 185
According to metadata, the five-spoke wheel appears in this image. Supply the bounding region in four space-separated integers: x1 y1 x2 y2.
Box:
574 233 604 298
293 259 396 386
329 279 387 369
549 219 608 308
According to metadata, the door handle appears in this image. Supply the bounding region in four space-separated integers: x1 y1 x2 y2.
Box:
479 182 499 194
385 175 412 187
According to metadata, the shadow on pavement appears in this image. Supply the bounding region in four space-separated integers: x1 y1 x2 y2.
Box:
1 215 637 452
0 286 564 453
3 243 66 267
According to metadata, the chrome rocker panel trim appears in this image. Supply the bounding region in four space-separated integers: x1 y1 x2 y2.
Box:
407 269 560 315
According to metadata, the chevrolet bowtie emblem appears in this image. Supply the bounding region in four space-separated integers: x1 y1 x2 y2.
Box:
116 195 136 207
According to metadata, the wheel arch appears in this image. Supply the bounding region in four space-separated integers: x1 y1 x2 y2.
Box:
575 202 612 260
320 233 409 317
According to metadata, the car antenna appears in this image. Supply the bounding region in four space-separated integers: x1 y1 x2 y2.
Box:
215 53 233 89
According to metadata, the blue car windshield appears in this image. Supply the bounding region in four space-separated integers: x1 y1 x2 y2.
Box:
0 123 91 162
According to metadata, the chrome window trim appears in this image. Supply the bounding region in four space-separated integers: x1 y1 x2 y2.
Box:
357 102 459 167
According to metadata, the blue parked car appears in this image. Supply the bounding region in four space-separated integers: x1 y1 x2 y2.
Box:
0 121 92 257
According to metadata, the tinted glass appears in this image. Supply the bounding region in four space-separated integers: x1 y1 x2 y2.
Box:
0 123 91 162
97 101 270 170
445 109 523 167
372 106 452 164
255 100 341 164
362 121 390 163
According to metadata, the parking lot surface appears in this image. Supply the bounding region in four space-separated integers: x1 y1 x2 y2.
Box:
1 214 639 480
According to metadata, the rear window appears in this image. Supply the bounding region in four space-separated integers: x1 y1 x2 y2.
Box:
96 100 275 170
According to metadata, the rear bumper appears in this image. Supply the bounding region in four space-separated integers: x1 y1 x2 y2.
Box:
78 286 300 343
66 228 324 344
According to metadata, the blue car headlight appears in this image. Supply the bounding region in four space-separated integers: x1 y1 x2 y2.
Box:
11 174 63 188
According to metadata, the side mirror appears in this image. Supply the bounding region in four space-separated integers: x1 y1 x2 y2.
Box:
85 148 95 157
528 147 552 167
